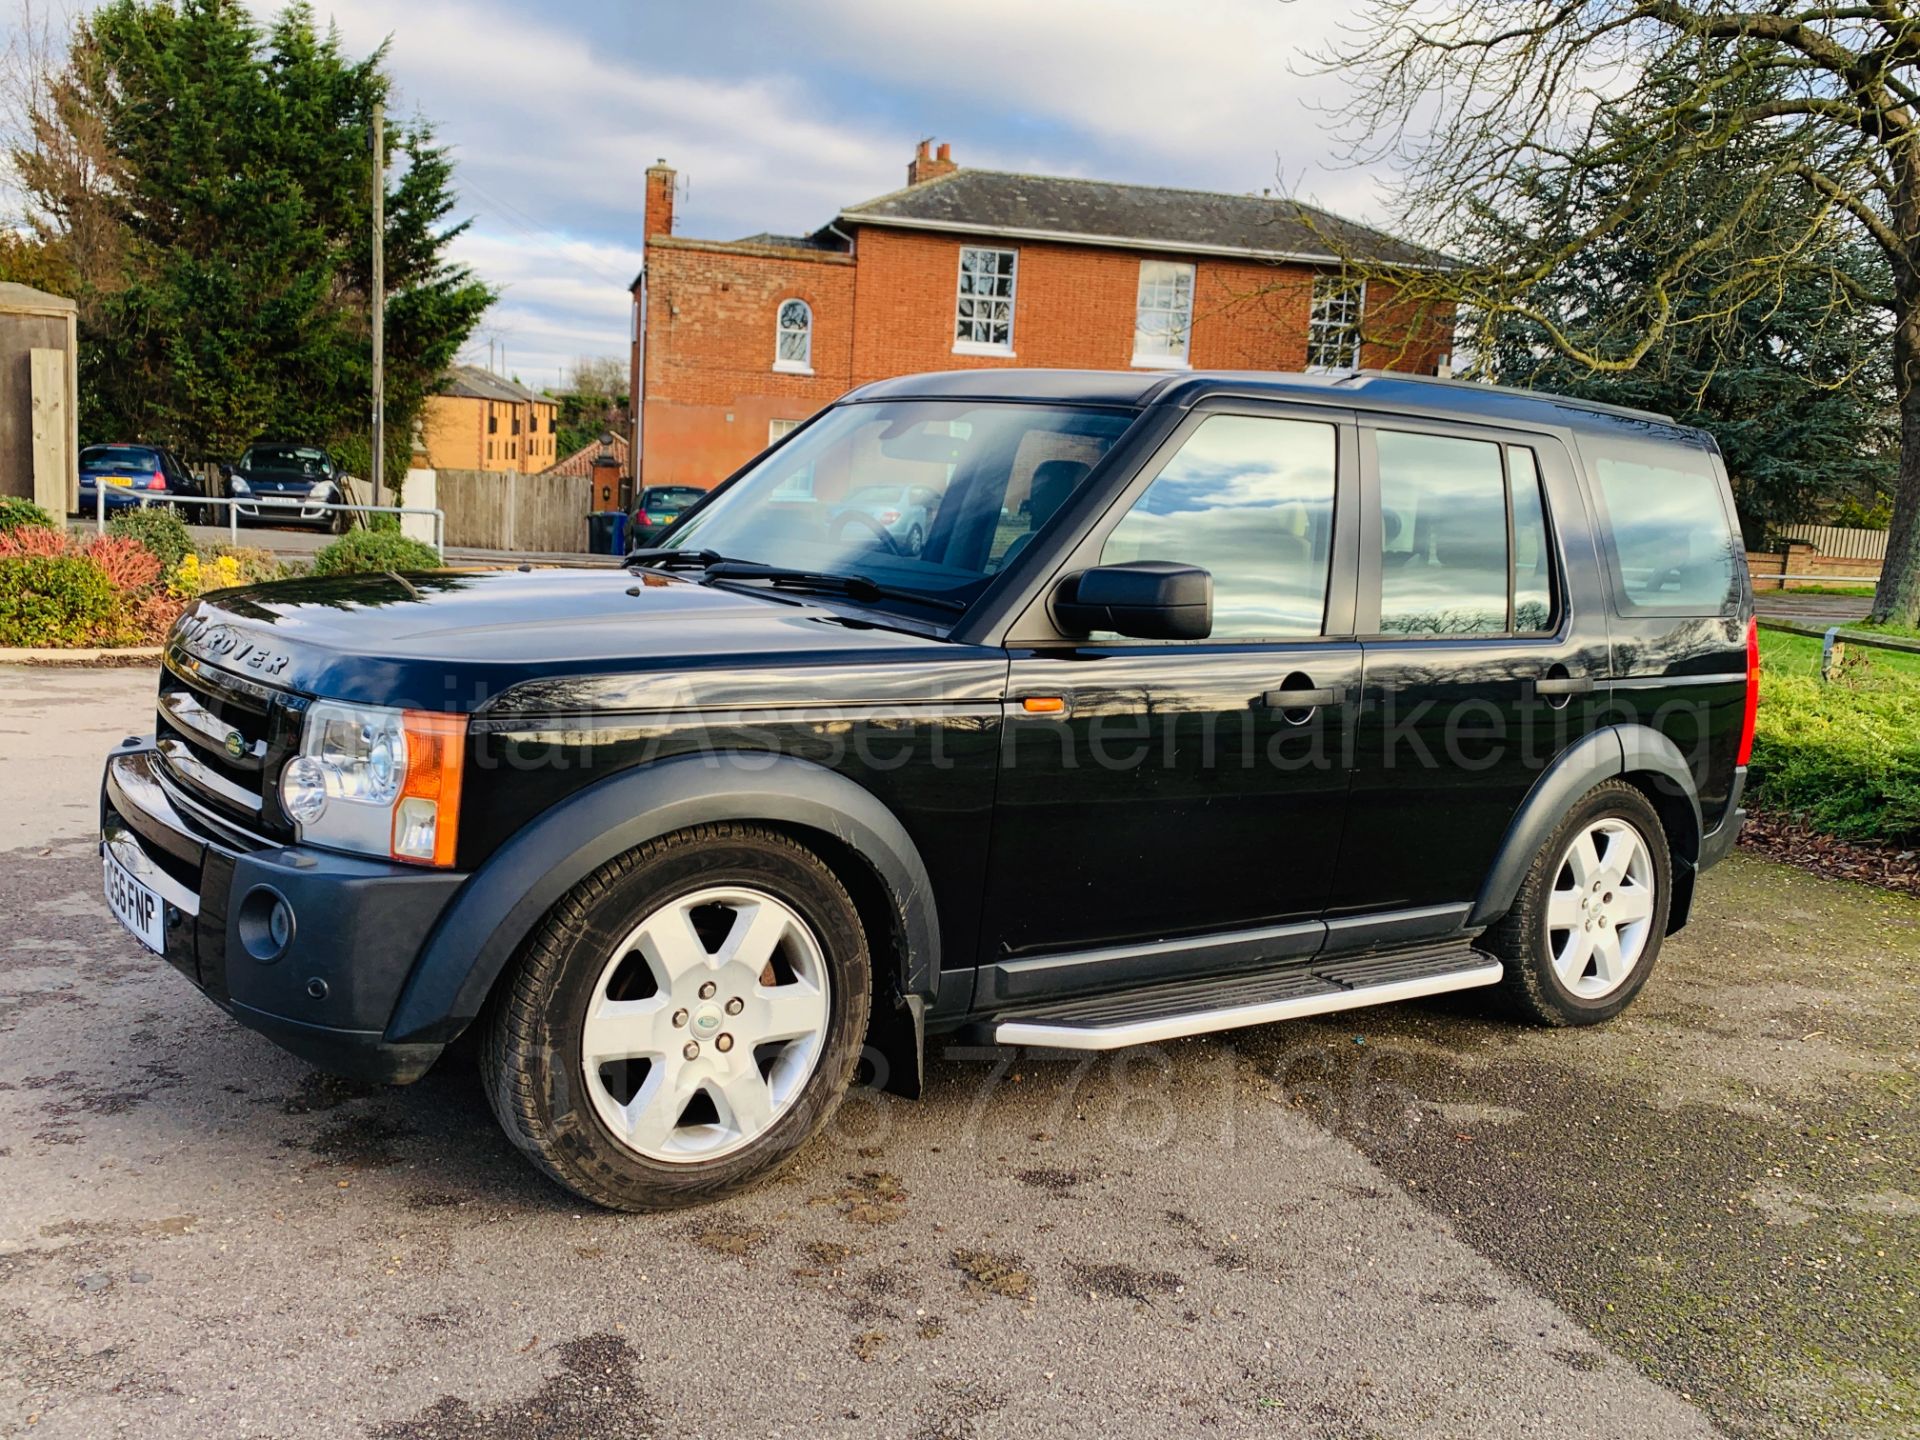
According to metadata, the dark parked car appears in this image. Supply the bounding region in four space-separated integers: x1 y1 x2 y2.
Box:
77 443 203 515
101 368 1754 1211
228 441 352 532
628 484 707 543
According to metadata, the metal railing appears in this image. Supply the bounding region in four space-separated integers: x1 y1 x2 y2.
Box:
1757 616 1920 680
90 487 445 551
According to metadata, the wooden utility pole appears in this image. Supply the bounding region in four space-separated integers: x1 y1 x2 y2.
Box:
370 100 385 509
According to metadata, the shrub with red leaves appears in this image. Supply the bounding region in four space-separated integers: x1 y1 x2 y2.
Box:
128 591 183 643
81 535 163 594
0 525 77 560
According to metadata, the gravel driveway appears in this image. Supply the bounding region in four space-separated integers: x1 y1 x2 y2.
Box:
1 665 1912 1439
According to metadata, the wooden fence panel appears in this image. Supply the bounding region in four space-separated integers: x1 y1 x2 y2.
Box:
28 347 66 514
514 470 589 553
1775 523 1889 560
434 468 588 553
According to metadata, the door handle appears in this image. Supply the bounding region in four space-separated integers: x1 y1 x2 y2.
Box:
1261 685 1346 710
1531 674 1594 697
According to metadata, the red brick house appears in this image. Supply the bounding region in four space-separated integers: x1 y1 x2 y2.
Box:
630 141 1450 488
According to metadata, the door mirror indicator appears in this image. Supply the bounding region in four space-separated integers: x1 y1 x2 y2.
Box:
1054 562 1213 641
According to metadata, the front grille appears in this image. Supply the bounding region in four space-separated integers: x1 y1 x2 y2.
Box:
155 646 306 839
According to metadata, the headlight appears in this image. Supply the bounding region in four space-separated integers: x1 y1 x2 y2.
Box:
279 701 467 866
229 475 251 494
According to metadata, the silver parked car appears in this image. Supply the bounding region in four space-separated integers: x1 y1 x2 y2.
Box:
828 483 940 554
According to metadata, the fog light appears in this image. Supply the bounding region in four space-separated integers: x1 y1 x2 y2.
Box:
237 885 295 962
391 796 439 861
280 756 328 823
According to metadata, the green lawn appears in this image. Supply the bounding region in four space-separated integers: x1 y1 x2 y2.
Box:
1760 626 1920 681
1753 582 1877 597
1752 629 1920 844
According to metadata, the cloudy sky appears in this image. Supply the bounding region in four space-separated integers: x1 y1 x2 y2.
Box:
296 0 1392 387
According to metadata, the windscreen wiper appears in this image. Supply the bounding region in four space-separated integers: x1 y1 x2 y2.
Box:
700 562 967 614
624 547 729 569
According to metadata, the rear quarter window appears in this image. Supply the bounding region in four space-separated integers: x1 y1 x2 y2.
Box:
1585 436 1740 616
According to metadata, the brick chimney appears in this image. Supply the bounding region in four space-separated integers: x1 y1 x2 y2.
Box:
907 140 957 187
644 160 675 240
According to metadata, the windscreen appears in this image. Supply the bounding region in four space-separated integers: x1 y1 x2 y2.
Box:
663 400 1138 606
244 446 333 477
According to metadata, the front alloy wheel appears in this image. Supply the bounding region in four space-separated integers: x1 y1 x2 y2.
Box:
482 825 871 1211
581 886 831 1162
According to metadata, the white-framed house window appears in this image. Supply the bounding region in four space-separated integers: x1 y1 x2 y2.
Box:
774 299 813 373
954 246 1017 354
1306 275 1366 371
768 417 802 444
1132 260 1195 367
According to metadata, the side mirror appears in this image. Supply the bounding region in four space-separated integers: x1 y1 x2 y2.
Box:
1053 561 1212 640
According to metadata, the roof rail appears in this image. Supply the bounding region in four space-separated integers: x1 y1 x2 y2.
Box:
1340 369 1675 426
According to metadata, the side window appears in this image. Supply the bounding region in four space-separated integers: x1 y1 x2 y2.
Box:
1589 443 1738 615
1508 446 1555 633
1376 431 1509 635
1099 414 1336 639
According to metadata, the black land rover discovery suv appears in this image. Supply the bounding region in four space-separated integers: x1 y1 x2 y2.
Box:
101 369 1755 1211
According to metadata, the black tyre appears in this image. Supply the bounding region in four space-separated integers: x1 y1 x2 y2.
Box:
1486 779 1671 1026
481 823 871 1211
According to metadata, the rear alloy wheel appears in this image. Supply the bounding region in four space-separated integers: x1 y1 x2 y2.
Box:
1544 818 1657 1000
1488 779 1671 1026
482 824 870 1210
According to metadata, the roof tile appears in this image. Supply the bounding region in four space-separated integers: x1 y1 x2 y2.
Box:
838 169 1441 267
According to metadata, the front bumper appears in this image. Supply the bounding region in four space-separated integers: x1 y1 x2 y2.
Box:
232 491 336 526
101 739 466 1083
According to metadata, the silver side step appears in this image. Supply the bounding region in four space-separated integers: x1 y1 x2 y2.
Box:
992 952 1504 1051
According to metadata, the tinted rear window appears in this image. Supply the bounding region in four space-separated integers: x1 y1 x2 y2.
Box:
1586 438 1739 615
82 446 160 472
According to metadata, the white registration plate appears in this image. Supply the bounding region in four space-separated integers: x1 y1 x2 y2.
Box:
104 849 166 954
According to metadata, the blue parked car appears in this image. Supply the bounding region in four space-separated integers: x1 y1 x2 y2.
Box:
77 444 202 516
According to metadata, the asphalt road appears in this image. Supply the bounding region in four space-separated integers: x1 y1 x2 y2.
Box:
2 666 1913 1439
1753 590 1874 624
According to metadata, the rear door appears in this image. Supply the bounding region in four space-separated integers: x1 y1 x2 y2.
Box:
1328 418 1612 929
979 403 1363 995
1578 429 1750 827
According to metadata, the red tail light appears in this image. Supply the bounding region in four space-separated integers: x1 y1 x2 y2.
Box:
1737 617 1760 766
879 509 900 524
145 470 167 490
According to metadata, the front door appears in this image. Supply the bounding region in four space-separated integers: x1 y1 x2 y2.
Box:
979 406 1363 1001
1329 420 1613 924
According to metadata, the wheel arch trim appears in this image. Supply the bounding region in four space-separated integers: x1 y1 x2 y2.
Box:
1468 723 1702 929
383 752 940 1045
